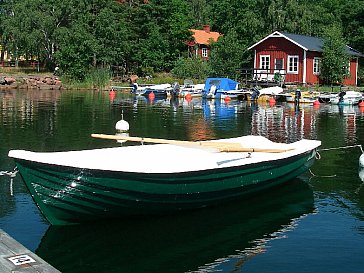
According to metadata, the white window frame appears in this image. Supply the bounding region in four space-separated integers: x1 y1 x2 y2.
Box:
201 48 208 58
260 55 270 70
345 61 351 74
313 57 320 75
287 55 299 74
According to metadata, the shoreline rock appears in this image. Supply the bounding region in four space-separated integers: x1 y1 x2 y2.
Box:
0 75 62 90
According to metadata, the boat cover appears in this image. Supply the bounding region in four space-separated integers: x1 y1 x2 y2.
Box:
204 78 239 92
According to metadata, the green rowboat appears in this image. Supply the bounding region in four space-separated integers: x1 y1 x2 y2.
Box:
8 135 321 225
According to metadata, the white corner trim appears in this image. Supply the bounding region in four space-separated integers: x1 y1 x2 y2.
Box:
254 49 256 69
356 58 358 86
303 50 307 84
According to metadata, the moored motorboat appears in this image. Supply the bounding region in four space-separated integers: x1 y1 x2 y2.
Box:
8 134 321 225
140 83 172 97
282 90 320 104
202 78 243 99
329 90 363 105
248 86 284 102
179 83 205 98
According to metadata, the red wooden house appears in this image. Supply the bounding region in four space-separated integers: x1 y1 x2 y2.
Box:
248 31 362 86
187 25 222 60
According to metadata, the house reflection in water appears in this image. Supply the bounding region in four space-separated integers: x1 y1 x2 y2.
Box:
251 102 361 144
251 103 319 142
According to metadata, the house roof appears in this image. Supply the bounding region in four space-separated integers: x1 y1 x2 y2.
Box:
248 31 363 57
189 26 222 45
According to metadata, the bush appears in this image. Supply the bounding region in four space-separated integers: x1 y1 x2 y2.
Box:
171 57 211 80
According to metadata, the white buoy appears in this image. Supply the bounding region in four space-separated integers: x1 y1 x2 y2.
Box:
115 111 129 144
115 110 130 132
115 119 129 132
359 154 364 167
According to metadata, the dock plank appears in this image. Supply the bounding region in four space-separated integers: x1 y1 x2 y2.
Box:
0 229 61 272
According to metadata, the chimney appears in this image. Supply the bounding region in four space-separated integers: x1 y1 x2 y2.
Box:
203 25 210 33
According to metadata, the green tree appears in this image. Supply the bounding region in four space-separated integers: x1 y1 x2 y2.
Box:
130 0 192 73
320 24 350 85
340 0 364 54
0 0 11 62
0 0 363 84
1 0 76 68
267 0 286 32
54 0 129 80
135 24 169 72
187 0 209 28
209 30 247 79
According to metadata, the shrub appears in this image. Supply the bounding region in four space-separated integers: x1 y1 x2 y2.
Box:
171 57 211 80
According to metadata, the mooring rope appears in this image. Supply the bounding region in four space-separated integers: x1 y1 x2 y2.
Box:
319 144 363 153
309 168 337 178
310 144 363 178
0 167 18 178
0 167 18 196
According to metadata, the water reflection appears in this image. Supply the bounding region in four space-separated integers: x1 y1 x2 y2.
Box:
36 179 314 273
0 89 61 127
2 89 364 273
3 89 362 146
0 175 16 218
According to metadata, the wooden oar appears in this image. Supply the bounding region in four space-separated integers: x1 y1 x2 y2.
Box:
91 133 294 153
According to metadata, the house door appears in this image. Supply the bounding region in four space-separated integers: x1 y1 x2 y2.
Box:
274 58 285 83
275 58 284 71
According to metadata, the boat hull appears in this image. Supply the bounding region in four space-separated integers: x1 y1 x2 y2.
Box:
179 90 202 98
330 97 362 105
141 89 168 97
285 97 317 104
283 91 320 104
203 91 241 100
14 149 317 225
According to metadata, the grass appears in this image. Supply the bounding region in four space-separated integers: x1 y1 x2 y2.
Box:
85 68 113 90
0 66 51 76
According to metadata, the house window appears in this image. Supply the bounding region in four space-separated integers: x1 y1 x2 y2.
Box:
343 61 351 75
202 48 208 58
313 57 320 74
260 55 270 70
275 58 284 70
287 55 299 74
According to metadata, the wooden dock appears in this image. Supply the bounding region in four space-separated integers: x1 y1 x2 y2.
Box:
0 229 60 272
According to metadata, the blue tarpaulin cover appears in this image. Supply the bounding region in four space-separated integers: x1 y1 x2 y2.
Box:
204 78 239 92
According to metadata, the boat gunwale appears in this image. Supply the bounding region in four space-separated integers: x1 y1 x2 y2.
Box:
13 148 316 180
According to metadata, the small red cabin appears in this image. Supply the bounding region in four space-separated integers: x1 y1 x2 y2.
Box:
248 31 362 86
187 25 222 60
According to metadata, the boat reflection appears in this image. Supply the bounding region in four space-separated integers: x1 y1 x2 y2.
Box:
357 167 364 194
36 179 314 273
202 99 239 119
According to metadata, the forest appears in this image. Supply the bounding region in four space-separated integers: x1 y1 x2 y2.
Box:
0 0 363 83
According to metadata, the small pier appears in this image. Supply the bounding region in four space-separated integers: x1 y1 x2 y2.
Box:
0 229 60 272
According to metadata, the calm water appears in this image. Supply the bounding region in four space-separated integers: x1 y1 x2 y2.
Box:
1 89 364 273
